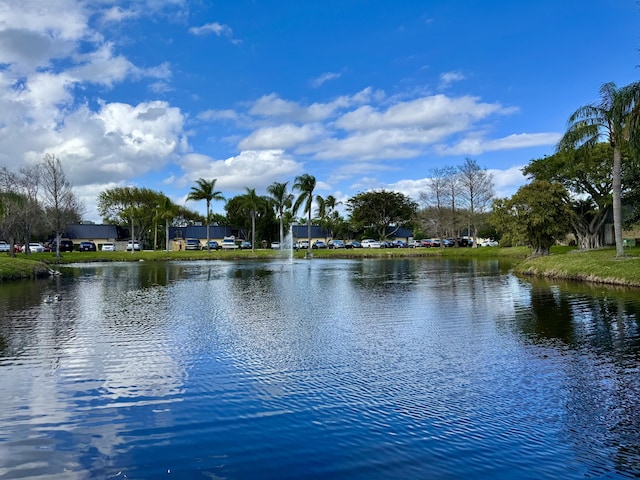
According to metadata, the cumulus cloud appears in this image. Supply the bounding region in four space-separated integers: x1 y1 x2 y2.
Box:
38 100 187 185
177 150 303 192
239 123 324 150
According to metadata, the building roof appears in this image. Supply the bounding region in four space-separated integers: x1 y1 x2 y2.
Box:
64 224 120 240
169 225 241 239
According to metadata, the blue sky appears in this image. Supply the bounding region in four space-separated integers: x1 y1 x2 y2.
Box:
1 1 639 221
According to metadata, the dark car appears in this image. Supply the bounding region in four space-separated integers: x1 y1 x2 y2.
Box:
312 240 327 249
202 240 220 250
345 240 362 249
79 241 96 252
58 239 75 252
392 240 408 248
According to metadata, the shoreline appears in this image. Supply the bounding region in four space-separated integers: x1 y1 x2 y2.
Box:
2 246 640 287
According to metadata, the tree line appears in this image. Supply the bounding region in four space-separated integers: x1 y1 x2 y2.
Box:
0 153 502 254
492 81 640 257
96 174 423 253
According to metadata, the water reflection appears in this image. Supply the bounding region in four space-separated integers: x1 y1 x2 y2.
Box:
512 276 640 476
0 259 639 479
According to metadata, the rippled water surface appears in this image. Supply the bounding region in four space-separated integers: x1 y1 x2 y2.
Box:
1 258 639 479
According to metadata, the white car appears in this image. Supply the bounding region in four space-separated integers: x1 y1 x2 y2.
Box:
126 241 141 251
26 242 46 253
101 242 116 251
221 236 239 249
295 240 309 249
361 239 381 248
271 242 280 249
480 239 499 247
0 241 10 252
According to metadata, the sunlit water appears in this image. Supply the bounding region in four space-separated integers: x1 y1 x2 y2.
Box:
0 258 639 479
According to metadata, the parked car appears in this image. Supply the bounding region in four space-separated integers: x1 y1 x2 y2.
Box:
79 241 97 252
126 240 141 251
423 239 441 248
185 238 200 250
345 240 362 249
222 236 239 249
312 240 327 249
480 239 499 247
271 242 280 249
459 237 473 247
380 241 393 248
392 240 408 248
101 242 115 251
202 240 220 250
25 242 46 253
0 241 10 252
295 240 310 250
239 240 252 250
58 239 74 252
361 239 381 248
328 239 345 249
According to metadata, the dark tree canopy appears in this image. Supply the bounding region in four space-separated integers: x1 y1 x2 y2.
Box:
347 190 418 240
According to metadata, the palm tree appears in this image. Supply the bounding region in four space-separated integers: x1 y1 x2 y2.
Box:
293 174 317 253
316 195 341 241
156 196 179 252
267 181 294 247
558 81 640 257
237 187 268 252
186 178 224 252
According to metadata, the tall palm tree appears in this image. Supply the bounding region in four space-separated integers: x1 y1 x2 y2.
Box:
293 174 316 252
558 81 640 257
316 195 341 241
156 196 179 252
186 178 224 252
267 181 294 247
237 187 268 252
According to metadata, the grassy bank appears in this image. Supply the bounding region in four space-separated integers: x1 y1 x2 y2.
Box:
0 255 52 281
514 247 640 287
3 245 640 287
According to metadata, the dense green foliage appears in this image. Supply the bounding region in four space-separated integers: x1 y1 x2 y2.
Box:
491 180 574 256
347 190 418 240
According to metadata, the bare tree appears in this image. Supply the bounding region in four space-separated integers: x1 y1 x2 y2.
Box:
8 165 44 254
458 158 494 247
41 154 84 256
0 168 24 257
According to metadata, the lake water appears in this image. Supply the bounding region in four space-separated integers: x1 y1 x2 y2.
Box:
0 258 639 479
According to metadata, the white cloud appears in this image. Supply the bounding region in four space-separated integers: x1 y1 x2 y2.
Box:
189 22 241 45
34 100 188 186
439 70 465 89
310 71 341 88
437 132 561 155
488 165 528 198
336 94 514 132
197 109 240 122
239 123 324 150
177 150 303 193
248 88 376 123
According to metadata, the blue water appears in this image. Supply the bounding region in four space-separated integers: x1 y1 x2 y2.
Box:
0 258 639 479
